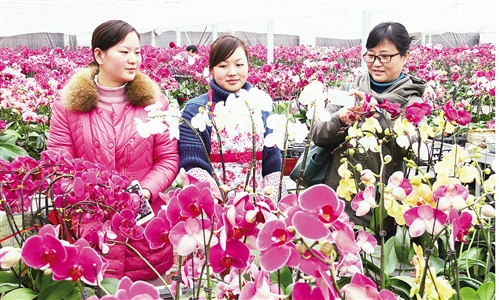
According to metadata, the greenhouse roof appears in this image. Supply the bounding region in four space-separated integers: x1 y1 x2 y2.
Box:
0 0 496 43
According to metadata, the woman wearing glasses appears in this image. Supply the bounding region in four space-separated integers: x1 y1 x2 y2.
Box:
310 22 426 226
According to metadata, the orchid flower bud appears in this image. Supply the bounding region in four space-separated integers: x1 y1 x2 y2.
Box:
263 186 274 196
481 204 495 218
245 210 257 223
319 241 335 257
0 247 22 269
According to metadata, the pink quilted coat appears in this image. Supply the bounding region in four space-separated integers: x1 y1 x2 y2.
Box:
47 65 179 281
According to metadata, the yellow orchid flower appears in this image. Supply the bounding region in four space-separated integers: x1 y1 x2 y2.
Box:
361 117 382 134
483 174 496 194
419 123 435 141
457 164 480 184
405 183 435 208
337 178 357 201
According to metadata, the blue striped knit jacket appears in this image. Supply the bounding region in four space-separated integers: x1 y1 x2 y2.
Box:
178 79 282 177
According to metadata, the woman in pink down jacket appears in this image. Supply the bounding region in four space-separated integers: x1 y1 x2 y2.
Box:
46 20 179 281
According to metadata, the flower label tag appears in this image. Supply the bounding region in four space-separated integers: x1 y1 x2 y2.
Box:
328 89 355 107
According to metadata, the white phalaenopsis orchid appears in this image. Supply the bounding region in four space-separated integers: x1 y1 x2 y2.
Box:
191 108 212 132
264 114 309 150
135 117 168 138
306 106 331 122
135 100 181 139
222 89 270 135
298 80 326 106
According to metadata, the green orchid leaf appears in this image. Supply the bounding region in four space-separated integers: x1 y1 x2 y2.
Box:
0 283 19 294
100 277 119 295
460 287 478 300
0 143 29 161
383 236 399 276
0 130 19 144
37 280 77 300
477 281 495 300
388 276 414 300
0 271 18 284
269 266 293 291
2 287 38 300
394 226 411 263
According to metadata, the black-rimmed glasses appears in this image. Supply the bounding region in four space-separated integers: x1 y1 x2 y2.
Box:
362 52 401 63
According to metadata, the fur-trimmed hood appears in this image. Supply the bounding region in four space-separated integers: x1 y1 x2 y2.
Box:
61 65 160 112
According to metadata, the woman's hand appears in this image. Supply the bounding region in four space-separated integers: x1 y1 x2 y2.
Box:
142 188 152 200
338 89 365 125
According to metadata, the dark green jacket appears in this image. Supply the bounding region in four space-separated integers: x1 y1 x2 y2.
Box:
311 72 426 191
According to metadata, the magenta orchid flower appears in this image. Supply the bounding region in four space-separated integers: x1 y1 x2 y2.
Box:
216 269 243 300
361 94 377 118
82 220 117 255
292 282 325 300
442 101 472 126
51 239 108 285
256 219 300 272
21 224 67 270
405 101 432 125
377 98 401 119
169 217 218 256
291 184 344 240
433 183 469 211
144 210 173 249
448 208 473 251
111 208 144 240
295 248 330 278
341 272 397 300
209 238 250 273
114 276 160 300
404 204 447 237
239 268 275 300
177 183 216 218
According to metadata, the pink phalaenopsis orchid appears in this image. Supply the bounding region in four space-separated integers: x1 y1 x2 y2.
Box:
144 209 173 249
291 184 359 254
291 184 344 240
114 276 160 300
356 230 377 254
341 272 397 300
442 101 472 126
448 208 473 251
292 282 325 300
256 219 300 272
387 171 413 201
433 183 469 211
405 101 432 125
21 224 67 270
51 239 108 285
177 182 216 218
169 217 218 256
377 98 401 119
404 204 447 237
351 185 377 216
111 209 144 240
209 238 250 273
